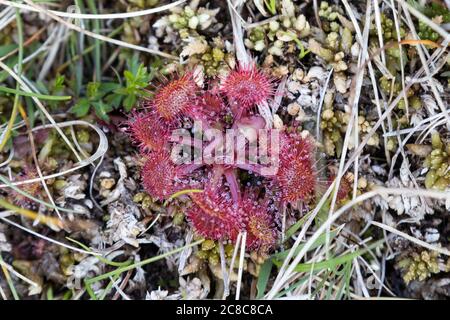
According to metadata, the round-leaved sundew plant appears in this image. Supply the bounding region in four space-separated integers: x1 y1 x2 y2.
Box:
240 191 278 251
127 62 317 252
9 166 41 207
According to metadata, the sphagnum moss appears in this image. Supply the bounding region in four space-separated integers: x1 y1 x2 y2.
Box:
195 239 234 267
1 0 450 301
320 107 380 156
245 1 311 59
424 132 450 190
398 250 441 284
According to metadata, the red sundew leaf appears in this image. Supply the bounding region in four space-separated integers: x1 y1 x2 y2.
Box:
220 63 274 110
127 111 170 152
9 166 41 207
196 92 228 126
274 133 316 203
187 184 243 241
150 72 199 124
142 149 192 201
201 92 226 114
328 174 352 202
240 196 278 252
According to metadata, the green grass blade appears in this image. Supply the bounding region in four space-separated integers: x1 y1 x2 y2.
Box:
0 86 72 100
273 240 384 273
274 226 342 261
86 0 101 81
256 258 273 299
0 254 20 300
0 9 24 152
84 239 204 299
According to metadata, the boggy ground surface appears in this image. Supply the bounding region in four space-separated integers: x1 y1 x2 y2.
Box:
0 0 450 300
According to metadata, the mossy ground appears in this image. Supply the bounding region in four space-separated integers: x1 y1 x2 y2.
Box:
0 0 450 300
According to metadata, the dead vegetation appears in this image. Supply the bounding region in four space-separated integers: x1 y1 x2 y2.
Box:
0 0 449 300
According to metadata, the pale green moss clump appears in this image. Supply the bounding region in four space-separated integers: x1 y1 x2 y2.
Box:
308 2 357 95
318 1 342 32
245 13 311 58
398 250 440 284
424 132 450 190
193 239 268 278
321 107 379 157
133 192 164 212
379 75 421 115
153 2 234 76
166 3 218 36
369 13 406 41
182 37 235 76
195 239 234 266
321 107 345 157
243 0 311 58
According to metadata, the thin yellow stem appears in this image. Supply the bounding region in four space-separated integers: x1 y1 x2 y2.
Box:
0 198 64 229
0 96 21 153
399 39 442 48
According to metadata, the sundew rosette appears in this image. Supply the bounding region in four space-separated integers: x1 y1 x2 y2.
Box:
127 64 316 252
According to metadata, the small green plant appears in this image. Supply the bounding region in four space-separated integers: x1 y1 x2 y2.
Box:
112 57 154 111
71 56 153 121
408 0 450 22
264 0 277 15
71 81 118 121
34 74 68 111
285 31 310 59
